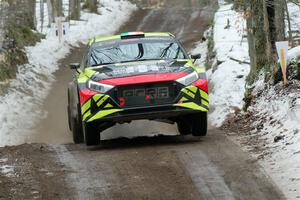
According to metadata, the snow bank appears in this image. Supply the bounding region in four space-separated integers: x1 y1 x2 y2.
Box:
247 82 300 199
190 29 210 67
288 45 300 62
207 4 250 127
0 165 15 177
254 18 300 198
209 2 299 128
0 0 136 147
213 3 300 199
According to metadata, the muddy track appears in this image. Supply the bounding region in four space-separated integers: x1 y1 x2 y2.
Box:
0 1 284 199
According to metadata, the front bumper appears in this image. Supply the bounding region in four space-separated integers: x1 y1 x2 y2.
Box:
92 105 206 123
80 84 209 123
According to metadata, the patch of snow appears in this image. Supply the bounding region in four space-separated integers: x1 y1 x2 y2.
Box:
0 0 136 147
288 46 300 62
0 158 8 163
217 0 226 6
209 60 249 127
247 81 300 199
205 2 300 199
191 40 208 67
244 4 300 198
216 4 300 199
0 165 15 177
251 73 265 96
208 4 250 127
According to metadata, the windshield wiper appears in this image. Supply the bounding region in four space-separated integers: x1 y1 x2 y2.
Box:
92 58 169 66
160 43 174 58
133 58 162 62
91 62 115 67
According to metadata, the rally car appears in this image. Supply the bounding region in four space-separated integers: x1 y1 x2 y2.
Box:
68 32 209 146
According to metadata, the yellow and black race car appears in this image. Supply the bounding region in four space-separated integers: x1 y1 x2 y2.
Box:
68 32 209 146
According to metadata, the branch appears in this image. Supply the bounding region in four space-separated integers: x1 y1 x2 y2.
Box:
229 57 251 65
288 0 300 7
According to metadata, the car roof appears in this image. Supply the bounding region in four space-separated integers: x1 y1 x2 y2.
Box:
88 32 175 46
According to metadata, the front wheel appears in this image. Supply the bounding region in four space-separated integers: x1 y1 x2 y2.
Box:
68 88 84 144
83 122 100 146
191 112 207 136
71 103 84 144
177 120 191 135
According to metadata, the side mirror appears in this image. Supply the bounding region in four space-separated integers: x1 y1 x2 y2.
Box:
69 63 80 70
191 54 201 60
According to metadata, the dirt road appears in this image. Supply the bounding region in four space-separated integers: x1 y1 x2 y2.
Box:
0 131 283 200
0 1 284 199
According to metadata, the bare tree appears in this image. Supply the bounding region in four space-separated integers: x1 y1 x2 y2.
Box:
0 2 5 49
234 0 286 108
275 0 286 41
50 0 63 17
83 0 98 13
284 0 293 42
47 0 53 26
70 0 81 20
40 0 45 32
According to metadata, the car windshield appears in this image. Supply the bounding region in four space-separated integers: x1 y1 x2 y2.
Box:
88 39 187 66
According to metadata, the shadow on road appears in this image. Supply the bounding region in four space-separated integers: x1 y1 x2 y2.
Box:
72 135 205 151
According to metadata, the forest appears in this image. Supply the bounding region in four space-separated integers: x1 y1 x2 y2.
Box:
0 0 97 82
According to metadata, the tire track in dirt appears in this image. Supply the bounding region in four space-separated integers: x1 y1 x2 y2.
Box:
178 150 235 200
53 145 112 199
51 132 284 199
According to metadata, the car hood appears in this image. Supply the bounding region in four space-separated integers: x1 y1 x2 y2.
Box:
89 60 195 83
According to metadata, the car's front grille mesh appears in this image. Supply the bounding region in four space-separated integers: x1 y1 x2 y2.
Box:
113 82 180 108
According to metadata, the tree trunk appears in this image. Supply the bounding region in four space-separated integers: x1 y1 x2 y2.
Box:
246 0 271 85
83 0 98 13
40 0 45 32
25 0 36 30
263 0 272 74
240 0 286 108
275 0 286 41
284 0 293 43
50 0 63 17
47 0 53 26
70 0 81 20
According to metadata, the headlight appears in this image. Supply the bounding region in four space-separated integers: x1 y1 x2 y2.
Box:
88 80 114 93
176 71 199 86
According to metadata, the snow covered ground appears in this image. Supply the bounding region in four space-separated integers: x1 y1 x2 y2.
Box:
248 79 300 199
206 4 250 127
287 2 300 40
206 2 300 199
0 0 136 147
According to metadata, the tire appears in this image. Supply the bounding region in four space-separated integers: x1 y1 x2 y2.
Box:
68 88 84 144
67 91 72 131
71 103 84 144
191 112 207 136
83 122 100 146
177 120 191 135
